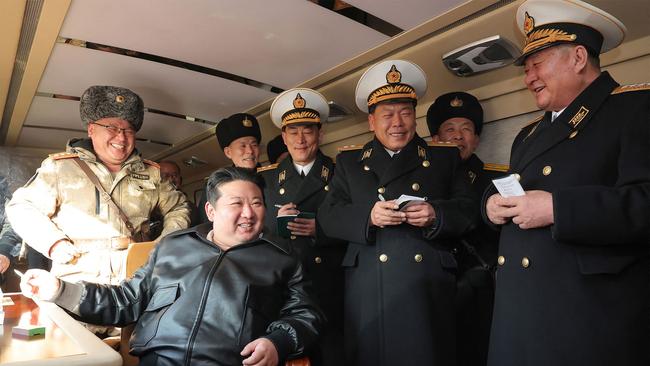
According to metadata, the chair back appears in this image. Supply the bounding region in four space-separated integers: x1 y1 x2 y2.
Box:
125 241 155 277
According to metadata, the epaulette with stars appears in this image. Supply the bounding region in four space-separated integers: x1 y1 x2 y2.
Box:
257 163 279 173
143 159 160 169
427 141 458 147
483 163 509 172
611 83 650 94
337 145 363 152
49 152 78 160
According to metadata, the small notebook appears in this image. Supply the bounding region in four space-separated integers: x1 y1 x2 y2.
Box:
394 194 427 211
276 212 316 238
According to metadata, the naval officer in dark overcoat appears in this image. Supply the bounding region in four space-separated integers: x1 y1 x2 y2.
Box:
258 88 345 366
484 1 650 365
427 91 506 366
318 60 477 366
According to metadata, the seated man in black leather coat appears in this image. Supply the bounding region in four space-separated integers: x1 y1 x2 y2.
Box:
20 166 323 366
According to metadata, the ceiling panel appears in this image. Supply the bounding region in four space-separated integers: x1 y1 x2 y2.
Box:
136 141 169 159
345 0 469 30
58 0 389 89
24 96 82 131
24 96 213 145
18 126 87 150
138 113 213 145
36 44 277 122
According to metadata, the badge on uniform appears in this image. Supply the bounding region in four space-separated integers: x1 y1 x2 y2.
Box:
361 148 372 160
321 166 329 181
417 146 426 159
130 173 150 180
569 106 589 128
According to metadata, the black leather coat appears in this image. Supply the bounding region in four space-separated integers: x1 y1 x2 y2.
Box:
55 223 324 366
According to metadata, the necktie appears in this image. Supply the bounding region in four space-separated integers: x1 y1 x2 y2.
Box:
300 170 306 179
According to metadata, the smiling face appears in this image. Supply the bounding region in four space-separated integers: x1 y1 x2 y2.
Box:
224 136 260 169
205 180 265 250
434 117 480 160
88 117 136 172
523 45 586 112
282 124 321 165
368 102 417 151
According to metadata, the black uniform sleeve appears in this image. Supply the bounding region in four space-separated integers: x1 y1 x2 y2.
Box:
265 261 324 363
54 245 159 327
318 153 375 244
425 150 479 239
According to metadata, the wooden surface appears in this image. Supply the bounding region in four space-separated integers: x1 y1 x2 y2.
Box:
1 293 83 363
1 293 121 366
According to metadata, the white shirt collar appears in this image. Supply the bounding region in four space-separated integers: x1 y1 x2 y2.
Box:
551 107 567 122
384 148 401 157
294 159 315 176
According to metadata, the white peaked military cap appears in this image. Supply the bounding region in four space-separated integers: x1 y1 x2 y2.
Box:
514 0 626 65
270 88 329 129
355 59 427 113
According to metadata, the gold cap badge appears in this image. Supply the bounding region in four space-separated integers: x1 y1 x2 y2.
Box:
386 65 402 84
242 117 253 127
450 97 463 107
293 93 306 109
115 95 125 103
523 12 535 35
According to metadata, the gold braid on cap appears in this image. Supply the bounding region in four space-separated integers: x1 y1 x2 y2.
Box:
281 93 320 126
522 12 576 54
367 65 416 108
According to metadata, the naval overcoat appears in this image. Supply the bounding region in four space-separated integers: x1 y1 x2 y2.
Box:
485 72 650 366
319 135 477 366
259 151 345 366
455 154 505 366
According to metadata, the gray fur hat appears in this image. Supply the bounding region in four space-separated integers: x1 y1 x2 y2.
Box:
80 86 144 131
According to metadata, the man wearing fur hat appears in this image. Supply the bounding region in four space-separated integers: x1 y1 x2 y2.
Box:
6 86 191 287
319 60 477 366
196 113 262 224
258 88 345 366
484 1 650 365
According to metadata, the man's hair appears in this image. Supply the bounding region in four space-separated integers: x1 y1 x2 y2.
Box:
557 43 601 70
205 166 265 205
159 160 181 171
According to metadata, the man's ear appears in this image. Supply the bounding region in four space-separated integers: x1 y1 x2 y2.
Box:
368 114 376 132
204 201 215 222
87 124 94 137
431 134 441 143
318 127 324 144
573 45 589 73
223 146 232 160
471 135 480 152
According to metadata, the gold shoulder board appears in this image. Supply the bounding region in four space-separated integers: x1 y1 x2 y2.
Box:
522 115 544 129
427 141 458 147
49 152 78 160
337 145 363 152
257 163 279 173
143 159 160 169
612 83 650 94
483 163 509 172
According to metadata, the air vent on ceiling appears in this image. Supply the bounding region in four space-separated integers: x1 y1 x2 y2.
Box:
442 35 521 77
183 156 207 168
327 101 354 122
